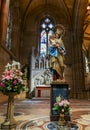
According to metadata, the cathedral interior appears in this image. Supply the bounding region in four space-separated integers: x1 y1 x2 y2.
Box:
0 0 90 129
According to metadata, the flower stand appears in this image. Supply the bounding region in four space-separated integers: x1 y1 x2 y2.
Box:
59 111 66 126
0 61 25 129
1 93 17 129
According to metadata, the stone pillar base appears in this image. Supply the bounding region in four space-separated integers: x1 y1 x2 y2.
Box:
1 121 17 129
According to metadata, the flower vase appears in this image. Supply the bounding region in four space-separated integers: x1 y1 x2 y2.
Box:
64 113 71 122
1 92 17 129
58 109 66 126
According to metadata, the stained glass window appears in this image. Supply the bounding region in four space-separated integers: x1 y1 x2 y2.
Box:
40 17 55 57
6 11 12 50
85 56 89 73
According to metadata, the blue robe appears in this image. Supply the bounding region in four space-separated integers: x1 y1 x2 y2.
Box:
49 46 58 57
49 46 66 57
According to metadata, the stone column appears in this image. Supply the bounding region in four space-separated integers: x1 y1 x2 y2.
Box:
71 0 87 98
1 0 10 45
10 0 21 58
0 0 1 45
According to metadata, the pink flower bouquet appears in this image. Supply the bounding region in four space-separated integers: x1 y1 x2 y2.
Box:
53 95 71 115
0 63 25 94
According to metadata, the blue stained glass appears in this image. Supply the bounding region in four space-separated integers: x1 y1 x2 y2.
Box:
48 24 53 28
41 31 46 43
40 17 55 57
40 44 46 57
41 23 46 28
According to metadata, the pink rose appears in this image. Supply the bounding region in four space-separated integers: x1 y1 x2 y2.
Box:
0 82 5 87
13 80 17 85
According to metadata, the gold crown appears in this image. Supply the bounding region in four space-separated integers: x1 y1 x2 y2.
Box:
55 29 63 35
54 24 65 36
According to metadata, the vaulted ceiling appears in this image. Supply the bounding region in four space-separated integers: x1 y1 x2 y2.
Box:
19 0 89 35
19 0 74 18
19 0 74 28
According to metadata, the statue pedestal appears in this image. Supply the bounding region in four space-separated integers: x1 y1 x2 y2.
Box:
50 81 70 121
1 93 17 129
